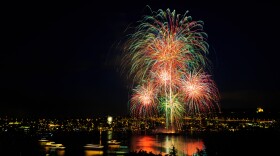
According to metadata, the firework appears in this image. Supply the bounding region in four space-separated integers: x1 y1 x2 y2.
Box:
181 70 220 114
122 7 220 131
130 82 158 117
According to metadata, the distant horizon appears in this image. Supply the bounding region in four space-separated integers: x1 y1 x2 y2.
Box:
1 106 279 119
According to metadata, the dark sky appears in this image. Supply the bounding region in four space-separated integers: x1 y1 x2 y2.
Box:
1 1 280 117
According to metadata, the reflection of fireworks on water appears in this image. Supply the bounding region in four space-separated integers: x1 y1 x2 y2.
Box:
122 7 220 130
130 135 205 156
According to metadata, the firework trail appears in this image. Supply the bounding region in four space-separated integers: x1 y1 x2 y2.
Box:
122 7 220 131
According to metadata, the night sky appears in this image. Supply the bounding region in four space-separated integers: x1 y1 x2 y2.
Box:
1 1 279 117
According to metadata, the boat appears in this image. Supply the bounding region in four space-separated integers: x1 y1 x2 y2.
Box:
107 139 121 149
84 144 104 150
38 138 49 145
51 143 66 149
38 138 49 142
84 144 104 155
107 140 121 145
45 141 56 146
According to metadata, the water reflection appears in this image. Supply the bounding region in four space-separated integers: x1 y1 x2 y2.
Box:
38 140 66 156
130 135 205 155
37 132 205 156
84 150 103 156
56 150 65 156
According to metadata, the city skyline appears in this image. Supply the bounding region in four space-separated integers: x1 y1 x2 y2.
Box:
1 1 279 117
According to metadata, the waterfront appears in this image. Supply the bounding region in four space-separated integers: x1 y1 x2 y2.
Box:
1 129 279 156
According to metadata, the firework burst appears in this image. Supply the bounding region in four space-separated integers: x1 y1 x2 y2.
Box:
122 7 220 131
181 70 220 115
130 82 158 117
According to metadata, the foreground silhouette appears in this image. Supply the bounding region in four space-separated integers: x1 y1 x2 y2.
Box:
127 145 177 156
127 146 206 156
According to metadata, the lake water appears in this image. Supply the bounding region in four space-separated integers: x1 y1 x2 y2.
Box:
0 130 279 156
129 134 204 155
